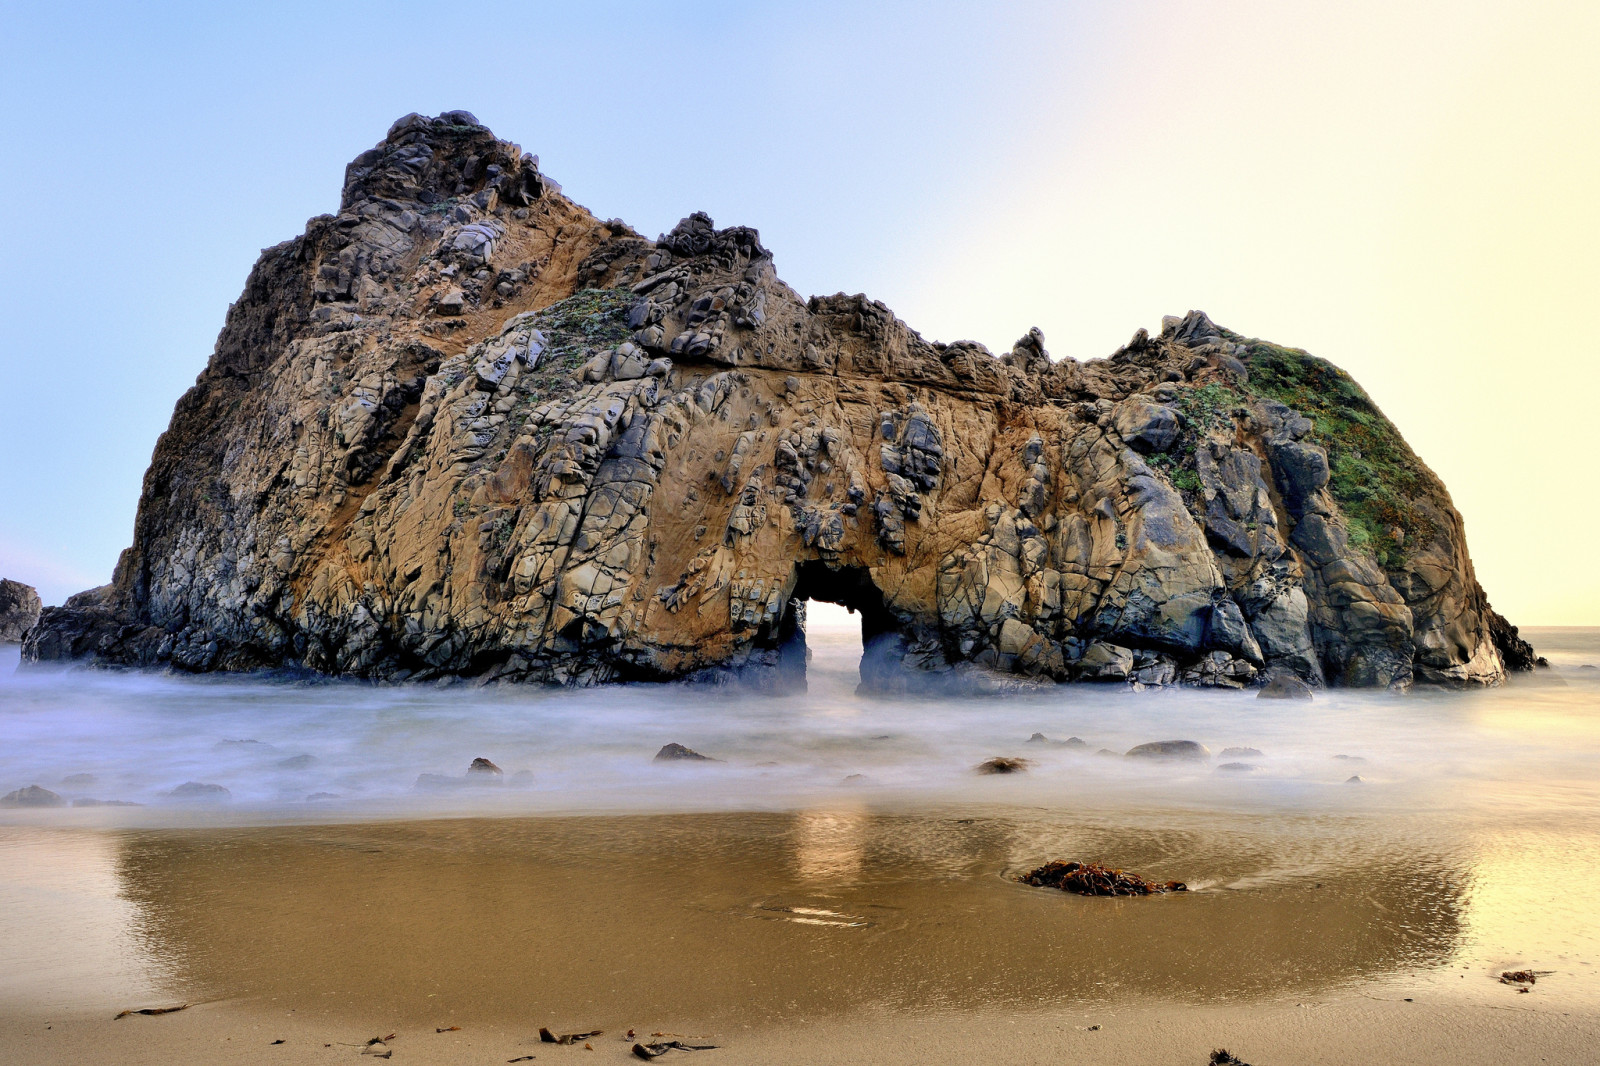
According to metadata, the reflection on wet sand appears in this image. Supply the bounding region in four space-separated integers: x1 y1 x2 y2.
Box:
110 809 1470 1026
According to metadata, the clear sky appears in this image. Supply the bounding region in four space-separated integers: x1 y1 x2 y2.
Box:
1 1 1595 622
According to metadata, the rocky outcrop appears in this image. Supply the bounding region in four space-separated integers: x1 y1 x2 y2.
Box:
0 579 41 643
23 112 1530 692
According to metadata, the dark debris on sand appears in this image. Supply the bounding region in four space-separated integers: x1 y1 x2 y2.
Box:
1019 861 1187 896
1210 1051 1252 1066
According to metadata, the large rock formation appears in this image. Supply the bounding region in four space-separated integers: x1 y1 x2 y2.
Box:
25 112 1535 691
0 579 42 643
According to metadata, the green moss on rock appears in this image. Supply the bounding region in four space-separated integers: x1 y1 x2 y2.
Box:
1241 341 1437 568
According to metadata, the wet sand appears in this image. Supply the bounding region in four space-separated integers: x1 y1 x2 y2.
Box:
3 805 1598 1064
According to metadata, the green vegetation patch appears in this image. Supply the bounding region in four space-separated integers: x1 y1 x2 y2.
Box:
1241 342 1437 567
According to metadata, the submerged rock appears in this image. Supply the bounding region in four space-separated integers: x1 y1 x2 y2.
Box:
1219 746 1264 759
975 756 1030 774
654 742 712 762
1126 740 1210 760
165 781 230 801
22 113 1530 694
1258 674 1314 699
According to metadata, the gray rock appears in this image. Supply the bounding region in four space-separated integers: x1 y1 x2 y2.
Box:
1079 641 1133 681
2 785 64 807
436 289 466 316
1115 400 1180 453
467 757 502 775
164 781 230 801
1271 441 1330 503
654 742 712 762
1345 775 1364 784
1219 747 1263 759
71 798 143 807
1258 674 1313 699
275 754 316 770
1126 740 1210 760
0 579 42 642
1216 762 1257 773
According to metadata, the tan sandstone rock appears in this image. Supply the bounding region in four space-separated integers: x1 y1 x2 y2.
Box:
23 113 1534 692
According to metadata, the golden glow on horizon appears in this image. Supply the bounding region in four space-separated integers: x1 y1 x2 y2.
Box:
887 0 1600 624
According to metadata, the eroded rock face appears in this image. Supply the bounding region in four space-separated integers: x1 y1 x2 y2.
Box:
23 114 1529 691
0 579 42 643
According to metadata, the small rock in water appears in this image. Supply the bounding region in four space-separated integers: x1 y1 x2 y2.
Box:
1345 775 1364 784
2 785 65 807
1026 733 1089 748
467 757 503 775
1257 674 1313 699
72 798 143 807
1580 664 1597 671
165 781 231 801
306 792 340 801
1334 754 1367 763
1126 740 1210 760
275 754 316 770
60 773 98 787
654 743 712 762
1219 747 1263 759
975 757 1030 774
840 773 874 786
1216 762 1257 773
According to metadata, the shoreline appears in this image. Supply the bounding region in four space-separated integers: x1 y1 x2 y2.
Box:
6 991 1597 1066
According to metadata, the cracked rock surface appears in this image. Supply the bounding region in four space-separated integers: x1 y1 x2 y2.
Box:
25 113 1535 692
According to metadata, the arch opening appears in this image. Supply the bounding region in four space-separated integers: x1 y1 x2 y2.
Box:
774 561 902 694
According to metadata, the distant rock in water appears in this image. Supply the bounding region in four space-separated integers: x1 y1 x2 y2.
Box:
1219 747 1264 759
21 112 1532 693
1126 740 1210 760
975 757 1030 774
467 757 503 775
655 742 712 762
2 785 64 807
165 781 230 801
0 579 41 643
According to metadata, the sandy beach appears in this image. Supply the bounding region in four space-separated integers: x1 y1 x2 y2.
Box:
3 801 1599 1065
5 627 1600 1064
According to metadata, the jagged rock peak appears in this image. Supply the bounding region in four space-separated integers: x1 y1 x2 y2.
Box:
23 114 1532 693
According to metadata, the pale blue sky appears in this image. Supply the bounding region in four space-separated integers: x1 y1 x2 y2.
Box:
2 1 1597 621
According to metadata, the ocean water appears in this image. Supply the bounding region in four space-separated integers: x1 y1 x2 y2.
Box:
0 612 1596 821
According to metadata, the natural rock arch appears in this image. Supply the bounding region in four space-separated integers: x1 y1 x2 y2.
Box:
25 112 1540 691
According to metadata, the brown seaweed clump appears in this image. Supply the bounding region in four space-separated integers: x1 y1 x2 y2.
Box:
1019 861 1187 896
